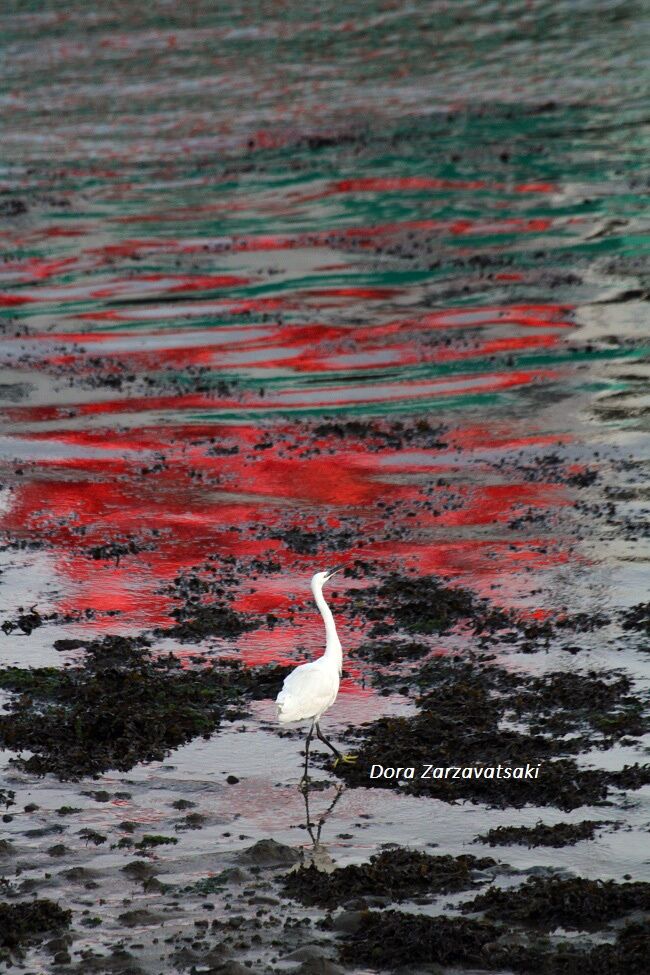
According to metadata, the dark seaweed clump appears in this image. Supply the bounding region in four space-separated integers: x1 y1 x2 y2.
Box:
622 601 650 634
508 670 647 739
279 526 355 555
283 849 496 908
464 876 650 929
311 417 447 451
154 562 265 642
0 899 71 952
158 601 260 642
1 606 48 635
353 638 431 664
340 911 650 974
0 789 15 810
352 573 512 637
476 820 613 848
0 635 289 778
335 656 650 808
351 573 618 655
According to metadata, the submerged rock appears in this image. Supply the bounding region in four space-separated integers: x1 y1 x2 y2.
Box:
237 838 300 867
117 908 164 927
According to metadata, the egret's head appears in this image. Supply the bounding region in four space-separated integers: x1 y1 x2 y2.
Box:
311 566 343 589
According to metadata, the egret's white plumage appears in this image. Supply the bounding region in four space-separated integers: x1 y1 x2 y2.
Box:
276 568 352 780
276 657 340 724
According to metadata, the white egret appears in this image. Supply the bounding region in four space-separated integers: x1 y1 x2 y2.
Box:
276 567 356 782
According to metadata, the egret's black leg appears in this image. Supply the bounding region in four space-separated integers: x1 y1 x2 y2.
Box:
301 722 315 784
315 722 342 760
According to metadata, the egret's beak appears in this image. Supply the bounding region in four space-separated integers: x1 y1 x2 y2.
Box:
325 565 343 581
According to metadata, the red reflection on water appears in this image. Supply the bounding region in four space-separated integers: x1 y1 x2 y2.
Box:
436 483 569 527
322 177 556 195
1 403 574 643
447 424 571 452
1 273 254 306
0 256 78 284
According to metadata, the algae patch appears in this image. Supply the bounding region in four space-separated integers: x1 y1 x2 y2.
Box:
336 656 649 809
0 635 289 778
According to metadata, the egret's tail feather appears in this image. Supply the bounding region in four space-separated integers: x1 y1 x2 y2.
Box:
276 692 305 724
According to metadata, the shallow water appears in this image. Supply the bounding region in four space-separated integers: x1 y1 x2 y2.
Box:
1 2 650 972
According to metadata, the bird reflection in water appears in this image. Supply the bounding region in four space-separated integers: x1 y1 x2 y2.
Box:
295 782 346 870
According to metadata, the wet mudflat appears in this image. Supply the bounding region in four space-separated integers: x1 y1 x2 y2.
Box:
1 1 650 973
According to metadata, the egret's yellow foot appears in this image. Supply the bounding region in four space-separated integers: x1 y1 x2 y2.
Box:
333 753 357 767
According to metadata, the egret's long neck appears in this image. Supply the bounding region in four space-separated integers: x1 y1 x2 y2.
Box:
313 582 342 672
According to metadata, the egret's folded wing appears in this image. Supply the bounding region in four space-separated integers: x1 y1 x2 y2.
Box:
276 662 334 722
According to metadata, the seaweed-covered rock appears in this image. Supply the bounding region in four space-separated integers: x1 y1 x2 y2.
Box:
311 418 447 451
353 639 431 664
476 820 614 848
158 602 259 643
283 849 496 908
0 899 71 951
509 671 647 739
339 911 504 969
463 876 650 929
278 527 356 556
153 564 265 643
340 911 650 973
0 788 15 809
1 607 48 636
